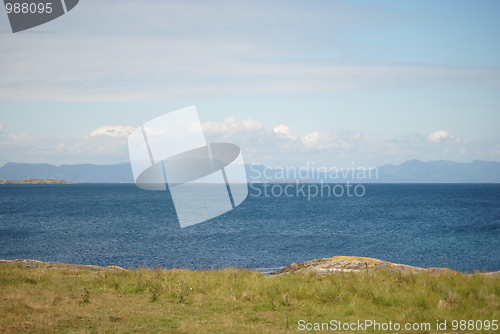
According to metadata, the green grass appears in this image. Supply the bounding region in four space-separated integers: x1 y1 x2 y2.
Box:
0 264 499 333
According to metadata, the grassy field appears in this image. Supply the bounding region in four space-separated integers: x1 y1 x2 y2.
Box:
1 263 499 333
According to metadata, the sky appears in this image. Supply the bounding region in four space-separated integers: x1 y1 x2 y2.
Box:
0 0 499 168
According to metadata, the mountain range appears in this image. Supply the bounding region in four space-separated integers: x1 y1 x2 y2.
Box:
0 160 499 183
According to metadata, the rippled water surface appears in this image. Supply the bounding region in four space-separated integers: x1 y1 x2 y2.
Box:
1 183 499 272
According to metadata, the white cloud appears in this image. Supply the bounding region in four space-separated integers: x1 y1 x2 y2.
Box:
273 124 297 140
0 126 131 165
202 118 498 167
427 130 461 144
203 117 365 154
0 117 497 167
0 123 3 132
301 129 363 151
203 117 271 141
90 125 135 138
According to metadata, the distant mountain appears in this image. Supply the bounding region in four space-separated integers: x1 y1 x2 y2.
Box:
376 159 500 183
0 160 499 183
246 160 500 183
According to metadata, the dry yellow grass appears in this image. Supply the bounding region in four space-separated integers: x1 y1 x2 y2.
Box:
1 262 499 333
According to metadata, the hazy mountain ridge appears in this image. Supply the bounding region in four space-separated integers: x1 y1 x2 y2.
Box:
377 159 500 183
0 160 499 183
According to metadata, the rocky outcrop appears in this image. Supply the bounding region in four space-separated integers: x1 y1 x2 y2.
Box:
0 179 77 184
271 256 499 276
2 258 498 277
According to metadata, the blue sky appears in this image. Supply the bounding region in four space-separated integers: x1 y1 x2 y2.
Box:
0 0 499 168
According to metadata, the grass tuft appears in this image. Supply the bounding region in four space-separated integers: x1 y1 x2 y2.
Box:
0 264 498 333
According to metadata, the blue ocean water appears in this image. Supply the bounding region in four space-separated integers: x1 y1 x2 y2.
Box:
0 183 499 273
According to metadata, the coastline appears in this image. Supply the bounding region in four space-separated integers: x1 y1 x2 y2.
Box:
0 179 77 184
2 256 499 277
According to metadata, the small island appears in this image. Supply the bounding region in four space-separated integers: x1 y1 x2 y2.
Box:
0 179 77 184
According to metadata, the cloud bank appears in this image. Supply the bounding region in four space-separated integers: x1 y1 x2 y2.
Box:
90 125 135 138
1 118 493 167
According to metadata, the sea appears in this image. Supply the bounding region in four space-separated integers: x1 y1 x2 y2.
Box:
0 183 499 273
